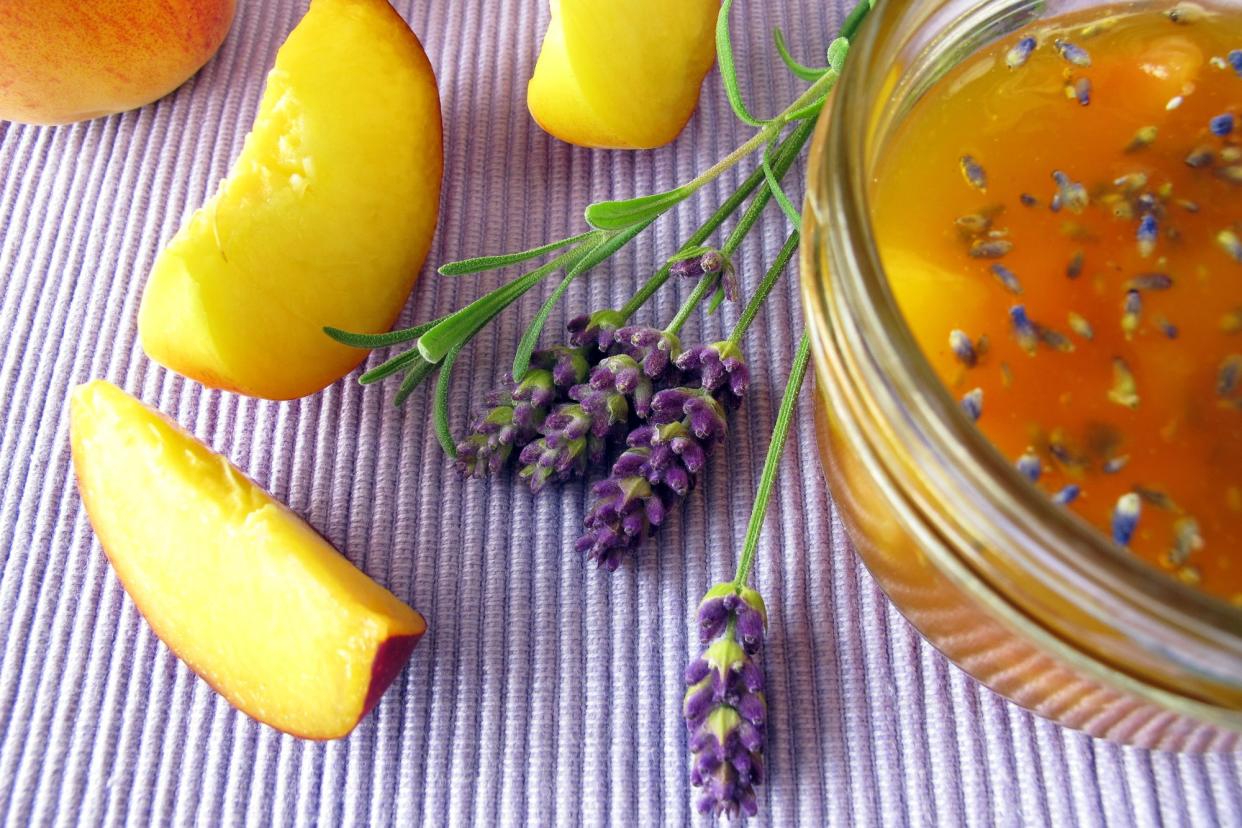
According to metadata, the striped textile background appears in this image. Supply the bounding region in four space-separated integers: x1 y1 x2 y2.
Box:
1 1 1240 825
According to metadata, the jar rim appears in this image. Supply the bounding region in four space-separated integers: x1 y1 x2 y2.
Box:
814 0 1242 691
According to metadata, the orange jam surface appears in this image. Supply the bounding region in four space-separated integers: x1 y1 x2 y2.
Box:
872 4 1242 602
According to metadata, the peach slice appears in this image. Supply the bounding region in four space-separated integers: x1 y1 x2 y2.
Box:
0 0 236 125
138 0 443 400
527 0 719 149
70 380 426 739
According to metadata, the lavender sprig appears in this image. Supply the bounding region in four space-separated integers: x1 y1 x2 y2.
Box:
684 332 812 818
685 584 768 818
575 228 799 569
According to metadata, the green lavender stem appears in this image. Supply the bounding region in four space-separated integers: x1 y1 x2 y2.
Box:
662 119 815 337
729 231 800 345
617 125 809 322
733 331 811 587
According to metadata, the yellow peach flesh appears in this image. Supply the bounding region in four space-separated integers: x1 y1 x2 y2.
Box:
138 0 443 400
70 380 426 739
527 0 718 149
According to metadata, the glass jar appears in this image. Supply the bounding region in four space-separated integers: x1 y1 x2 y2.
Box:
801 0 1242 750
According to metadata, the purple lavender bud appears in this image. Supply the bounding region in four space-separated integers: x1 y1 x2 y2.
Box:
1054 39 1091 67
1111 493 1141 546
513 368 557 409
670 257 706 279
1137 213 1158 258
1052 484 1081 505
1052 170 1088 213
685 396 728 443
566 309 625 352
615 326 682 378
532 345 589 389
686 657 711 685
698 598 729 642
670 249 726 281
671 433 707 473
650 387 695 419
685 583 768 819
1006 36 1036 69
645 495 666 527
662 463 692 496
961 387 983 421
675 340 749 406
735 606 765 653
949 329 977 367
1015 448 1042 483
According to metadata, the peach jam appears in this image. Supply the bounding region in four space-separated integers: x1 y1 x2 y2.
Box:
872 4 1242 602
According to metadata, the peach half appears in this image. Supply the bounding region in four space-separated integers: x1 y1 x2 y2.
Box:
70 380 426 739
527 0 719 149
138 0 443 400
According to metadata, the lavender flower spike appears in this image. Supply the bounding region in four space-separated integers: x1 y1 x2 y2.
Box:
577 387 728 568
517 402 605 493
685 583 768 819
456 368 556 477
676 340 750 408
566 309 625 352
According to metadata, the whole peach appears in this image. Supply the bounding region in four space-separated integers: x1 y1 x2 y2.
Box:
0 0 236 125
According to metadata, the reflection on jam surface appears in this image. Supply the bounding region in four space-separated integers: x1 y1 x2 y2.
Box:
872 4 1242 602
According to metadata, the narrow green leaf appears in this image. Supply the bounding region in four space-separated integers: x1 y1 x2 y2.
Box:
763 145 803 225
826 37 851 72
324 315 445 349
717 0 770 127
360 348 424 384
584 189 688 231
707 285 727 315
784 90 831 123
512 269 581 385
840 0 873 40
417 291 513 364
393 358 438 406
418 249 580 363
666 245 718 264
511 221 649 380
773 27 827 81
433 343 464 457
437 230 602 276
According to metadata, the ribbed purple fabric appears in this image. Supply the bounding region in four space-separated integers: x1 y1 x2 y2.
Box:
1 1 1239 825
